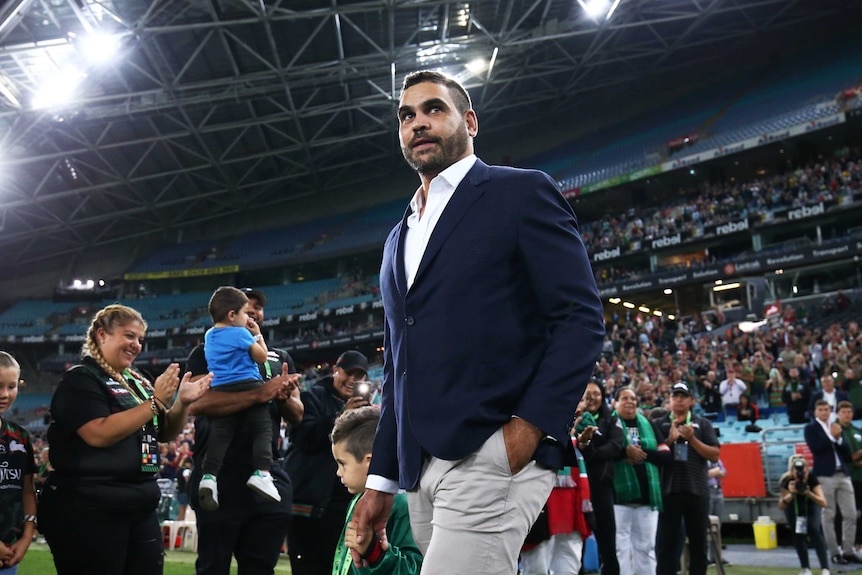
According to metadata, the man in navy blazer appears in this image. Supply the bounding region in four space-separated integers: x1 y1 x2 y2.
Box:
804 399 859 564
350 71 605 574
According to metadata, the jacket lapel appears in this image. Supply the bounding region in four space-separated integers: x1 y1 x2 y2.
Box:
393 207 411 297
412 160 490 289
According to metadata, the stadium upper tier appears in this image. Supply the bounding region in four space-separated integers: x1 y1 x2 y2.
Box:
123 150 860 284
553 37 861 192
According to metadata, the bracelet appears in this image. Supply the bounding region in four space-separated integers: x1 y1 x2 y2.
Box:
360 532 385 567
152 396 169 412
23 514 37 527
149 397 160 417
253 333 264 342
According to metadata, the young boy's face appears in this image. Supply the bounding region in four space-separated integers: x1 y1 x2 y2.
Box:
332 441 371 495
0 367 20 415
229 303 250 328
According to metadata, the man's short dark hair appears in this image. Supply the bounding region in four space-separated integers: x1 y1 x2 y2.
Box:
402 70 472 115
330 405 380 461
208 286 248 323
838 400 854 412
814 399 829 409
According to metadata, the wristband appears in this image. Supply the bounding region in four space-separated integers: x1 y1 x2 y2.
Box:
361 532 385 567
23 514 37 527
253 333 264 342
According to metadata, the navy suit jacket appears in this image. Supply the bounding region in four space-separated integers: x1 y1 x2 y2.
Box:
370 159 605 490
804 419 853 477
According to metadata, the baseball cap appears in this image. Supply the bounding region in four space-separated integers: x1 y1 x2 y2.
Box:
670 382 692 396
240 287 267 307
336 350 369 374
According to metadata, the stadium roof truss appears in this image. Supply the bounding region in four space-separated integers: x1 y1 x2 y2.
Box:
0 0 852 266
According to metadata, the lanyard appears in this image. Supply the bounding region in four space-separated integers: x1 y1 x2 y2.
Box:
124 369 159 428
332 495 362 575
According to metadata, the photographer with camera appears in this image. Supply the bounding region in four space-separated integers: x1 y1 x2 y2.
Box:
778 455 829 575
804 399 859 565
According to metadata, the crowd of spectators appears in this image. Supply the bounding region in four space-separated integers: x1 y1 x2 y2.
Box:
594 299 862 426
582 149 861 284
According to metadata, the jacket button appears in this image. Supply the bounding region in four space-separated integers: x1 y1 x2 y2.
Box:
405 316 415 326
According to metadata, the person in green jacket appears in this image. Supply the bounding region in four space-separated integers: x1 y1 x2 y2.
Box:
330 406 422 575
838 400 862 556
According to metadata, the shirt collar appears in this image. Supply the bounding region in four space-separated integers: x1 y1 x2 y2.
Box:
408 154 477 215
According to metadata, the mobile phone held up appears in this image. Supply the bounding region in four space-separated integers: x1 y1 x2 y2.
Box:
353 381 372 402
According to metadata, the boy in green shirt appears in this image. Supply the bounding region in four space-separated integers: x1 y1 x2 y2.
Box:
330 406 422 575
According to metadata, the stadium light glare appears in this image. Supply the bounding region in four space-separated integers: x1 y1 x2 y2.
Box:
577 0 620 20
465 57 487 74
622 302 635 309
638 306 650 313
32 66 86 109
653 310 663 317
608 297 621 304
663 288 673 295
668 314 676 321
79 33 121 66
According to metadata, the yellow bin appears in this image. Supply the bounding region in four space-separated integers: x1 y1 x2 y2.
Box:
753 516 777 550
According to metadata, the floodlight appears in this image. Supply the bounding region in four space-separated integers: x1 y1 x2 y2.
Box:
622 302 635 309
577 0 621 20
663 288 673 295
578 0 609 19
638 306 650 313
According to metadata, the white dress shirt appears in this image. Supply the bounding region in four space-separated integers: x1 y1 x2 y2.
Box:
404 154 477 290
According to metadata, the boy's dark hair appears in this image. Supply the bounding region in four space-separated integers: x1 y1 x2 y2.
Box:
838 400 855 412
402 70 472 115
208 286 248 323
330 405 380 461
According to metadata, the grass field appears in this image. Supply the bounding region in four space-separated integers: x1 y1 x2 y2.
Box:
17 543 816 575
18 543 293 574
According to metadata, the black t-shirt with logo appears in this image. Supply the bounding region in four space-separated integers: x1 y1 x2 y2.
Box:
45 358 161 511
0 418 36 544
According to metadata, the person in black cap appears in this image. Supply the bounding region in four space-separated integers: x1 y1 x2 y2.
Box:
283 349 371 575
654 382 720 575
185 287 304 575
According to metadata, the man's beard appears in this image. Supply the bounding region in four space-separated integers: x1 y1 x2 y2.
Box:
401 126 469 175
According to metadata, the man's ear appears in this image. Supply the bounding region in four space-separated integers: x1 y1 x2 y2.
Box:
465 109 478 137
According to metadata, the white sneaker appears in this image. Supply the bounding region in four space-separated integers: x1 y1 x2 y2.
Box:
198 473 220 511
822 569 830 575
798 570 811 575
247 470 281 502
